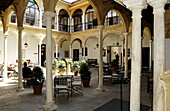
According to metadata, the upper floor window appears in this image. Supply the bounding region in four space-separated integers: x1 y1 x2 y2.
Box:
72 9 83 32
59 9 69 32
105 10 122 26
10 12 16 23
24 0 39 27
85 5 98 30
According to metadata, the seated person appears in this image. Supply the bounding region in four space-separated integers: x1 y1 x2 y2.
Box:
22 62 32 85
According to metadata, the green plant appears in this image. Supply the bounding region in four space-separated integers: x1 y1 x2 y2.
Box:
79 60 92 80
52 58 58 70
57 60 66 72
31 66 45 85
111 59 117 67
72 61 80 71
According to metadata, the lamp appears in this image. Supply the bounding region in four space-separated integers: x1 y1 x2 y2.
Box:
96 43 99 48
24 43 28 48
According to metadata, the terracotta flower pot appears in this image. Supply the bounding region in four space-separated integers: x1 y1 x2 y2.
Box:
32 84 43 95
82 80 90 87
74 70 78 76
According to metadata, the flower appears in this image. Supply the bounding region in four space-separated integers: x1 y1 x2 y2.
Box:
72 61 80 71
52 59 58 70
57 60 66 72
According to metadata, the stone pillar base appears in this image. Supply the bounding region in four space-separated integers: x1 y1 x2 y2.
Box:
96 86 105 92
43 102 57 111
16 87 25 92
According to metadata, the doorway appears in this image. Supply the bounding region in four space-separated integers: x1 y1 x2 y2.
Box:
73 49 79 61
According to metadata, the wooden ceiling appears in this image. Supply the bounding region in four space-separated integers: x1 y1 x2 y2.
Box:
0 0 15 14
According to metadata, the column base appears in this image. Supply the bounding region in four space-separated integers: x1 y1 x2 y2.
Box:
96 86 105 92
2 77 9 82
42 102 57 111
16 87 25 92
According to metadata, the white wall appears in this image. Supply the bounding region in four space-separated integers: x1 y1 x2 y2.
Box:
166 38 170 70
58 41 69 59
0 29 4 64
85 37 99 62
22 34 39 63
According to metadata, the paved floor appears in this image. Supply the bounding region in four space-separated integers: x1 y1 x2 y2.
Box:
0 68 152 111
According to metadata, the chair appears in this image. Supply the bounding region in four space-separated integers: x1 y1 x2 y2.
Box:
54 76 70 99
103 66 112 82
72 76 83 95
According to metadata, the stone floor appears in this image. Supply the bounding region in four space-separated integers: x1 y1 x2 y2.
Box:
0 68 152 111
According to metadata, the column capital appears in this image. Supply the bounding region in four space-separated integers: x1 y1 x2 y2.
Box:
148 0 167 9
17 27 24 31
97 25 105 30
55 44 58 46
123 32 128 36
124 0 147 11
149 39 153 43
43 11 56 20
3 33 9 38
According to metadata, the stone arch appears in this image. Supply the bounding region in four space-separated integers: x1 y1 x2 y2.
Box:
71 38 83 48
57 8 71 17
71 8 83 18
59 38 69 48
144 26 152 40
84 36 98 46
103 31 121 41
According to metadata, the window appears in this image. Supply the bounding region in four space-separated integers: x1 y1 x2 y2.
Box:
72 9 83 32
59 9 70 32
85 5 98 30
105 10 122 26
10 12 16 23
24 0 39 27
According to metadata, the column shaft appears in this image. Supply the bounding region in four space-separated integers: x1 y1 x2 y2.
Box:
83 46 85 60
56 45 58 58
56 14 59 31
39 10 42 28
130 8 142 111
38 43 42 66
16 27 24 91
152 3 166 111
149 40 152 72
96 25 104 92
69 46 72 59
3 35 8 81
122 42 124 68
124 33 128 78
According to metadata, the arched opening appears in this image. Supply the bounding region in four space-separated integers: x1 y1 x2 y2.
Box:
59 9 70 32
72 9 83 32
85 5 98 30
104 10 122 26
24 0 39 27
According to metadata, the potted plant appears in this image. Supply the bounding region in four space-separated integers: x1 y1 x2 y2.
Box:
79 60 92 87
111 59 117 71
52 58 58 74
57 60 66 75
72 61 80 76
31 66 45 95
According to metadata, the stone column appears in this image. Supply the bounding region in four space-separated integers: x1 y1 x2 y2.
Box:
39 9 42 28
16 27 24 92
148 1 167 111
96 25 105 92
42 11 57 111
124 33 128 78
56 14 59 31
82 14 85 31
160 70 170 111
38 42 42 66
56 44 58 58
83 45 86 60
121 41 124 68
149 40 152 72
69 46 72 59
123 1 146 109
70 18 72 33
3 33 8 82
